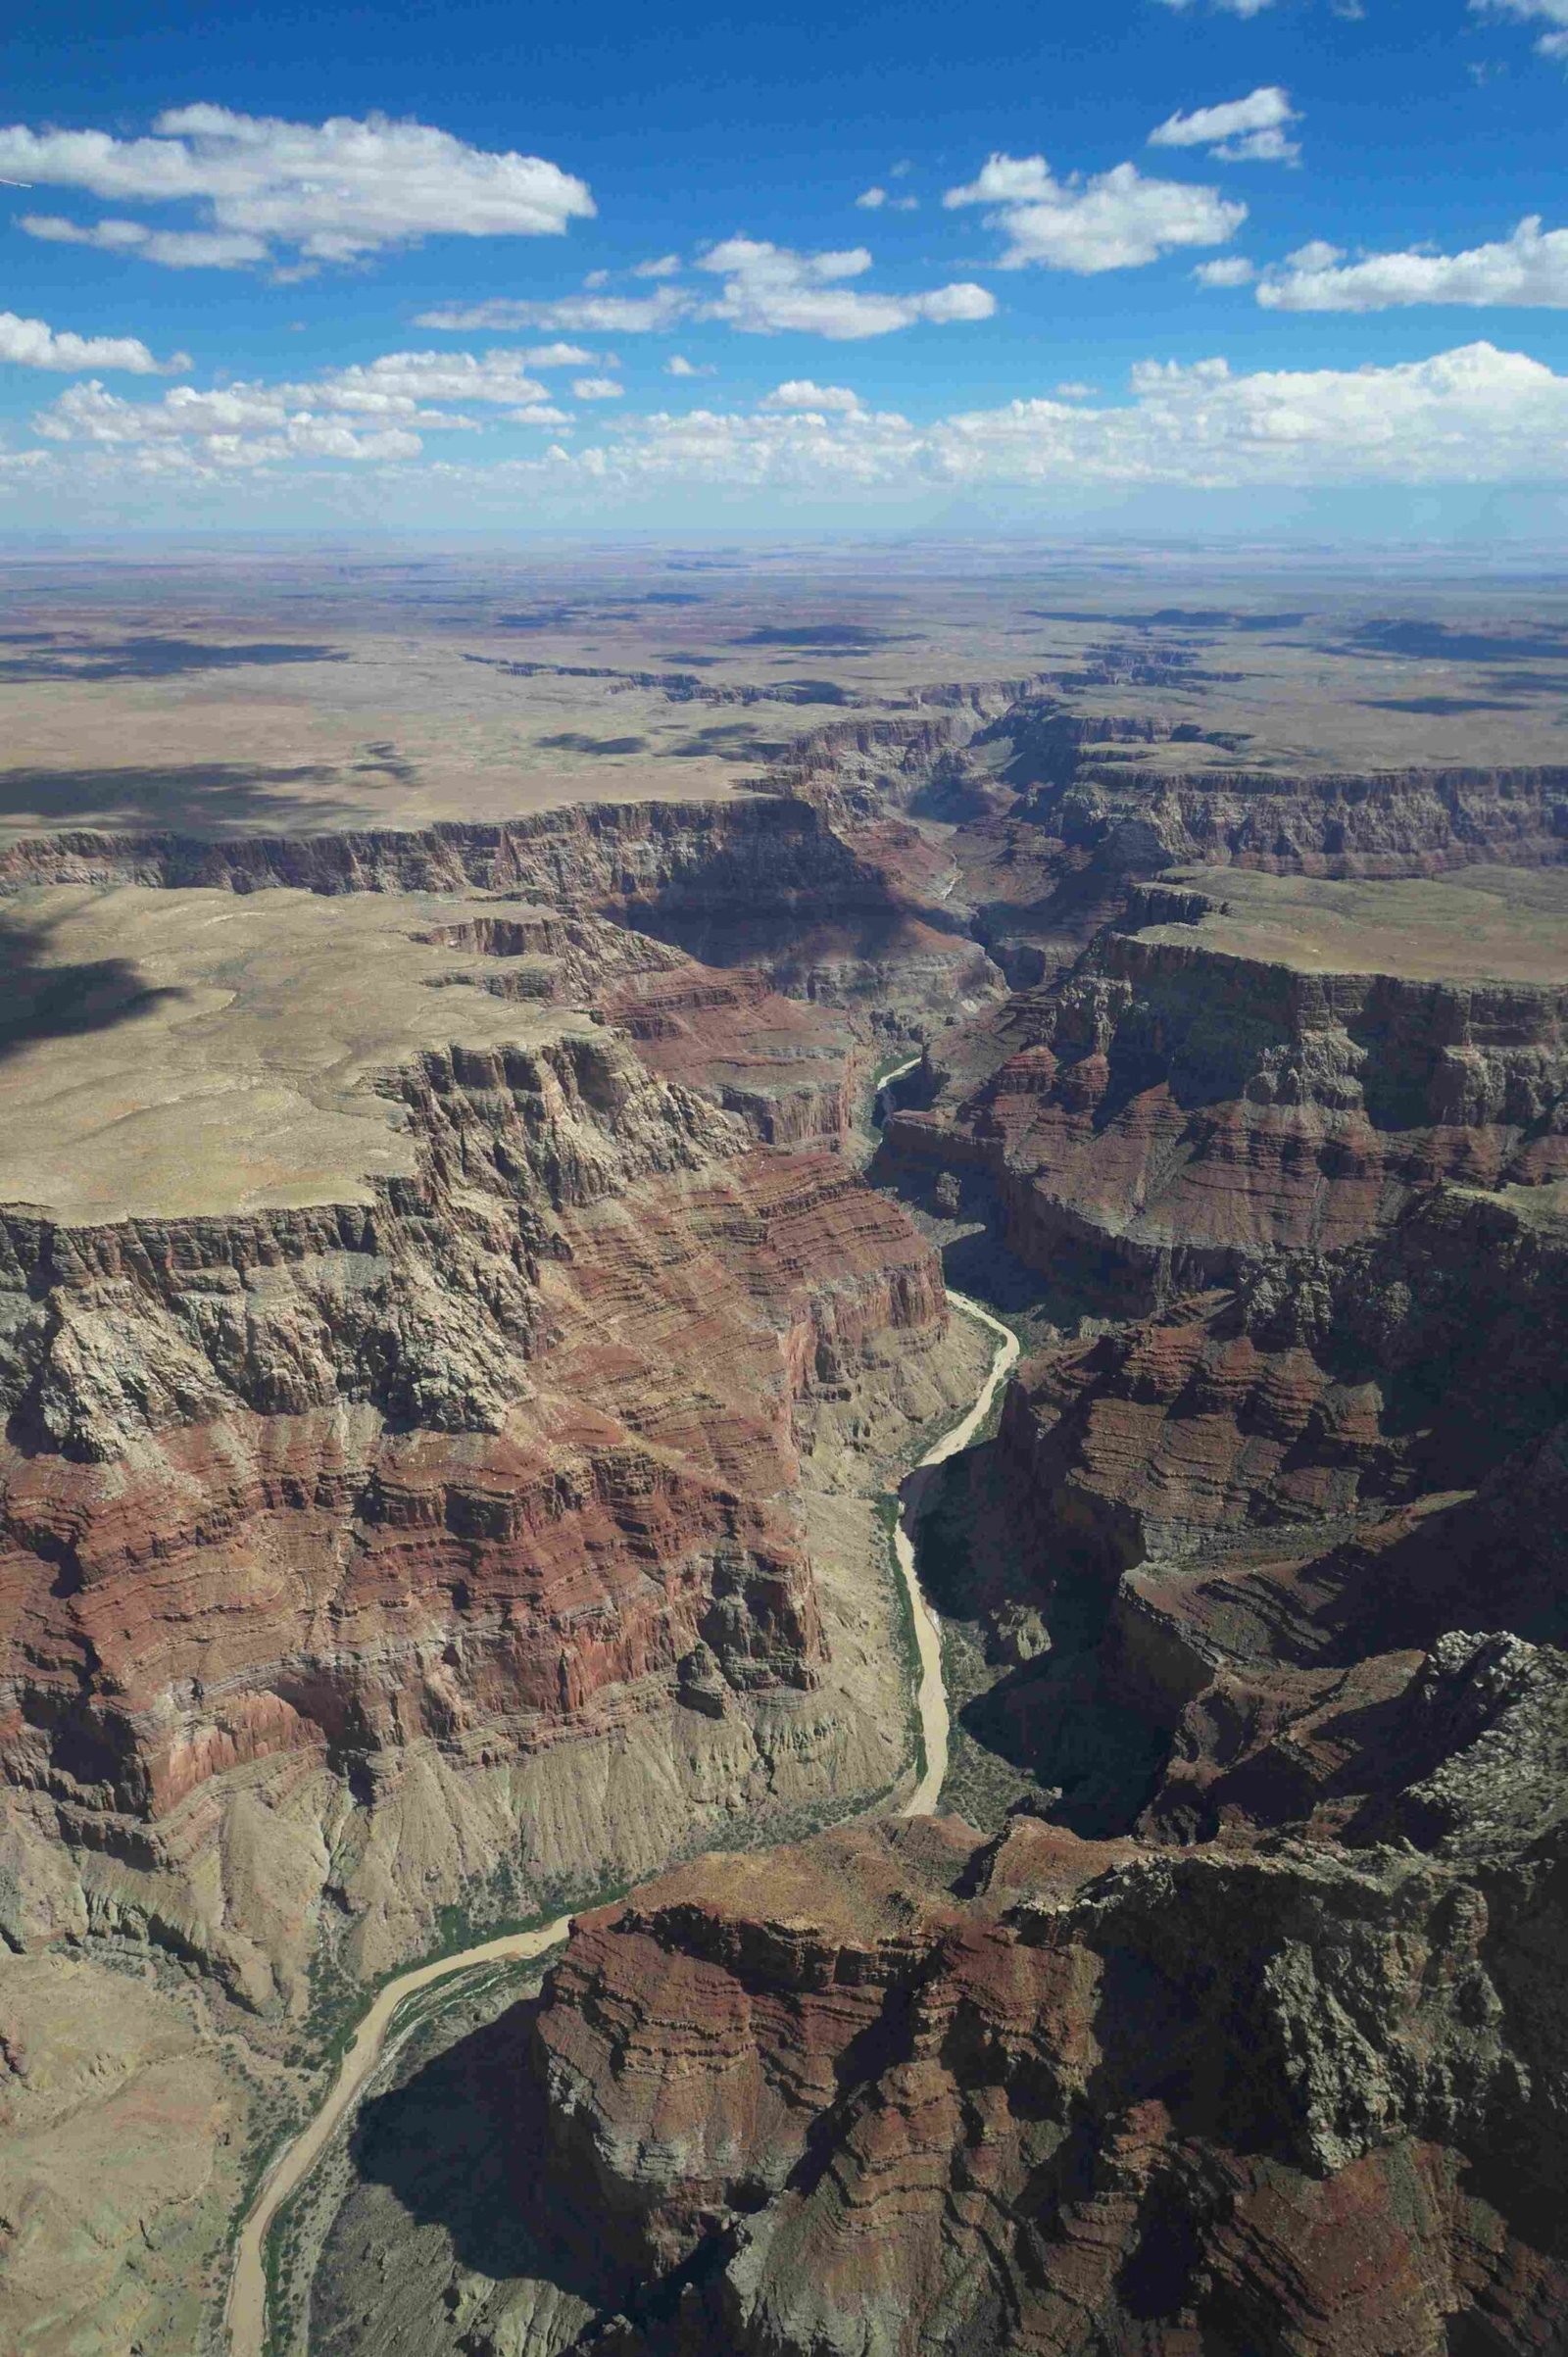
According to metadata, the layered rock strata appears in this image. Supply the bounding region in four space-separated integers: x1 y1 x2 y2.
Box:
1001 1178 1568 1573
0 886 965 2008
942 755 1568 981
398 1714 1568 2356
0 792 1001 1029
885 870 1568 1310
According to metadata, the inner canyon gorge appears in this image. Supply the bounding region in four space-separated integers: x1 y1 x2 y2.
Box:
2 567 1567 2357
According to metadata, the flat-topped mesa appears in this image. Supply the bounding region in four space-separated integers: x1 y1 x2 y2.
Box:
885 865 1568 1311
0 791 1002 1026
464 1765 1568 2356
0 885 959 2003
946 756 1568 988
1056 759 1568 877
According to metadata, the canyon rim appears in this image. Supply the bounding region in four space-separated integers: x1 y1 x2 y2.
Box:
0 549 1565 2357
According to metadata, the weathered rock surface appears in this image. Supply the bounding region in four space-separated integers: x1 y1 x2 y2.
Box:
1002 1179 1568 1571
885 870 1568 1310
397 1714 1568 2356
0 886 975 2011
941 753 1568 982
0 1949 258 2356
0 792 1003 1030
13 653 1568 2357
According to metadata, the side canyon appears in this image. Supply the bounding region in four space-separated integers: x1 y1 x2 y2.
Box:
3 586 1567 2357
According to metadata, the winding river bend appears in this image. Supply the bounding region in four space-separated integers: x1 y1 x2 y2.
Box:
225 1290 1016 2357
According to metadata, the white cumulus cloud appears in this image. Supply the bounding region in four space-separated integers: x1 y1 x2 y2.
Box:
24 341 1568 505
419 240 994 341
1153 0 1281 17
1 106 593 273
32 378 423 471
19 215 270 269
571 375 624 398
423 342 1568 503
1195 255 1257 286
1149 86 1299 163
828 343 1555 483
416 287 689 333
633 253 682 277
1258 217 1568 309
697 236 994 335
309 350 553 408
944 153 1246 270
1471 0 1568 58
0 309 185 372
760 379 865 412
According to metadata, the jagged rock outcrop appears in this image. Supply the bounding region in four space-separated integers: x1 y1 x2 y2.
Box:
999 1180 1568 1573
0 888 973 2007
414 909 869 1149
885 896 1568 1309
954 1170 1568 1851
444 1683 1568 2356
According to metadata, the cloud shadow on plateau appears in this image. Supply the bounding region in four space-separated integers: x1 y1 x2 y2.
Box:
0 910 185 1066
0 761 371 835
0 637 350 683
534 731 650 756
1348 618 1568 663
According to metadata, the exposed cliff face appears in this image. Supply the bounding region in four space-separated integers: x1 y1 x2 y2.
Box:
1056 761 1568 879
416 909 870 1151
1001 1180 1568 1573
423 1694 1568 2357
947 1166 1568 1854
941 759 1568 984
886 911 1568 1310
15 651 1568 2357
0 794 1003 1030
0 948 968 2006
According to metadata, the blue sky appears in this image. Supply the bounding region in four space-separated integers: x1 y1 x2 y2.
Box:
3 0 1568 534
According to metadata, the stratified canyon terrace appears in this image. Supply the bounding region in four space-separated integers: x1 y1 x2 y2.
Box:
2 549 1568 2357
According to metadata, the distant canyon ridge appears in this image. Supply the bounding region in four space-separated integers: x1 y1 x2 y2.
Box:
0 552 1566 2357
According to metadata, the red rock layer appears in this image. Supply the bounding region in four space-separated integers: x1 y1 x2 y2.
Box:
0 1139 944 1830
0 899 951 1892
887 926 1568 1307
492 1791 1568 2356
1001 1177 1568 1566
602 963 864 1149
